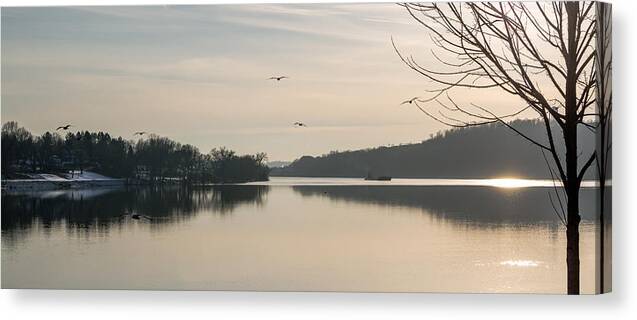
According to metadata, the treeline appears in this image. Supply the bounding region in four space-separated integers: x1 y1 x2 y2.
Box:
272 119 602 179
1 121 269 184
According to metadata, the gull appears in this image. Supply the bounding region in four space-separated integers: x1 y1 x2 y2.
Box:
134 131 147 136
293 122 307 127
56 124 73 131
400 97 420 105
268 76 289 81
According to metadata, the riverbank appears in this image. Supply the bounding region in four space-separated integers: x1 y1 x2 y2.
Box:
1 171 274 191
1 171 125 191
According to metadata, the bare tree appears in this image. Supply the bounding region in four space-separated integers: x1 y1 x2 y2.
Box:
594 1 612 293
393 2 601 294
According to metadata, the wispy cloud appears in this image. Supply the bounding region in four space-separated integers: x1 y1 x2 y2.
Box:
1 3 519 160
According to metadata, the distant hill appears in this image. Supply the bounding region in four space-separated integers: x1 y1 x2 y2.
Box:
271 119 600 179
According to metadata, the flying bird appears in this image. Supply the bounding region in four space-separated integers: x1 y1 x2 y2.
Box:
293 122 307 127
400 97 420 105
268 76 289 81
56 124 73 131
134 131 147 136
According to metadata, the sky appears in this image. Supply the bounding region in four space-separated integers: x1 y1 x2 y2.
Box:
1 3 524 161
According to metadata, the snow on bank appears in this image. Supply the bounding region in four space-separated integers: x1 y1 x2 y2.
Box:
2 171 125 191
63 171 119 181
38 174 70 181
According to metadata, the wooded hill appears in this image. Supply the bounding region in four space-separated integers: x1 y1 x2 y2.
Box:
271 119 601 179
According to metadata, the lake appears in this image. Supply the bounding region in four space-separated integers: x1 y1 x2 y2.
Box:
1 177 604 293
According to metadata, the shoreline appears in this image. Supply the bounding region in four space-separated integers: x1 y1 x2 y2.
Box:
1 174 271 192
1 178 127 191
2 176 607 192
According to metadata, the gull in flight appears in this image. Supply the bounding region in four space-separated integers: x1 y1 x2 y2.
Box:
293 122 307 127
268 76 289 81
56 124 73 131
400 97 420 105
134 131 147 136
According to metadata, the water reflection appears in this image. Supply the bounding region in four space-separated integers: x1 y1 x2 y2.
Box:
292 185 599 224
2 184 600 239
1 181 600 292
1 185 270 244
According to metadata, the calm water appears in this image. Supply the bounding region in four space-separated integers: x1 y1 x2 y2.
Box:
1 177 603 293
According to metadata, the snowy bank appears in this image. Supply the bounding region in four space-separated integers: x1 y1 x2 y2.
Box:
1 171 125 191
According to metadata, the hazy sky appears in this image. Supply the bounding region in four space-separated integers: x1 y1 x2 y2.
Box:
1 3 523 161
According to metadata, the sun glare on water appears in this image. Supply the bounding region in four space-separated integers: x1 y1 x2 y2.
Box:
500 260 541 268
485 178 535 189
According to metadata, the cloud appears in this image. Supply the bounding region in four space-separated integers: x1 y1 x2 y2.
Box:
0 3 469 160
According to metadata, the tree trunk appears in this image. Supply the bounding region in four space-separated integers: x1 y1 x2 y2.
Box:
566 182 581 295
565 2 581 295
564 110 580 295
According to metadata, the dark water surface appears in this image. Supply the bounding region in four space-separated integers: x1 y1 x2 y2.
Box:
1 177 603 293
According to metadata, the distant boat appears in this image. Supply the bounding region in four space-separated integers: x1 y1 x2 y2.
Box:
364 171 392 181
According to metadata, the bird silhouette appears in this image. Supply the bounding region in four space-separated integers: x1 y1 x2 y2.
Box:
400 97 420 105
268 76 289 81
119 212 153 221
293 122 307 127
133 131 147 136
131 213 152 220
56 124 73 131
